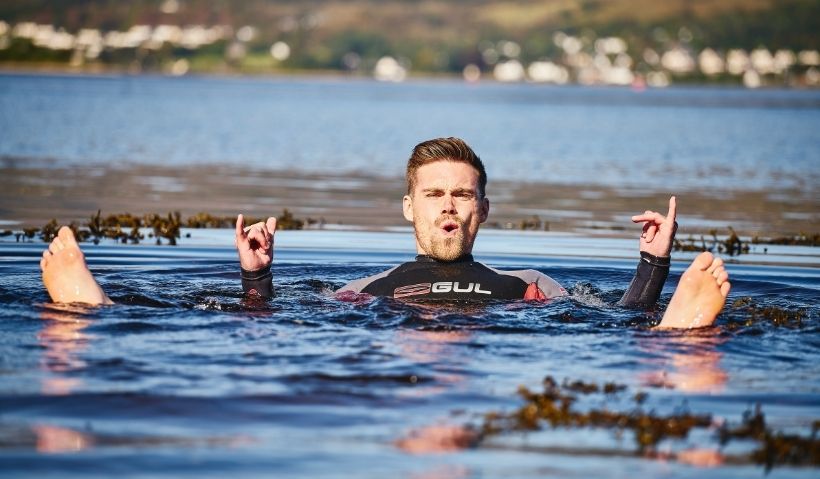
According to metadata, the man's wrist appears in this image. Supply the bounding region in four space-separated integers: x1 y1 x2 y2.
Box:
640 251 671 267
241 264 272 279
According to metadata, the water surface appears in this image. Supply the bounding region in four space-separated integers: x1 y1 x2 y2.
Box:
0 231 817 478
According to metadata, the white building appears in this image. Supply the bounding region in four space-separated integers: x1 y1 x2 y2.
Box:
698 48 724 75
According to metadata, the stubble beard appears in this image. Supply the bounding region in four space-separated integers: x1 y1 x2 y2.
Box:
415 215 470 262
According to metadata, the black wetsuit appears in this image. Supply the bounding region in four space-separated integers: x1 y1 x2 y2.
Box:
241 251 670 307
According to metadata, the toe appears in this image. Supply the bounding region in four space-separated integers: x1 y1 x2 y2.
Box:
707 257 724 274
720 281 731 298
48 240 61 254
717 270 729 285
693 251 714 270
40 257 46 271
58 226 77 247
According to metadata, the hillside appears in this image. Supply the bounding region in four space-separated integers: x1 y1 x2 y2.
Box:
0 0 817 82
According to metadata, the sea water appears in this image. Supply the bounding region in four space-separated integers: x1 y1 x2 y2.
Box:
1 73 819 191
0 229 817 478
0 73 818 477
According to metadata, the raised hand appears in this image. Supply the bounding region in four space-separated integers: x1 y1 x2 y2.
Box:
631 196 678 258
235 214 277 272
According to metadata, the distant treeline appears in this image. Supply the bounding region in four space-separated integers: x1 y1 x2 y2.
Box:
0 0 817 77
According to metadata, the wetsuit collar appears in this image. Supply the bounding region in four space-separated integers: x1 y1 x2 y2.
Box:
415 254 474 263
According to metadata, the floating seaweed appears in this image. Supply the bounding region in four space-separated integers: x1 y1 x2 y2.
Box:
719 405 820 471
185 213 239 229
21 227 38 242
144 212 181 245
277 209 304 230
486 217 551 231
39 219 59 243
478 376 819 468
2 209 316 246
753 233 820 247
727 297 807 329
674 228 819 256
482 376 711 453
7 215 815 251
674 227 751 256
184 210 322 230
68 221 90 243
87 210 104 244
519 215 549 231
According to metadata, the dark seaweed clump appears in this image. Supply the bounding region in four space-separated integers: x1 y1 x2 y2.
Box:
674 228 819 256
674 227 749 256
724 297 809 329
7 209 318 246
482 376 710 453
719 406 820 471
479 376 819 469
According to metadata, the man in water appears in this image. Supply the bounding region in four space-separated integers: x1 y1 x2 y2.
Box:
40 138 730 328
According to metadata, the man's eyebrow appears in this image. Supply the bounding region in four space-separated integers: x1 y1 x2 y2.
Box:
420 187 477 195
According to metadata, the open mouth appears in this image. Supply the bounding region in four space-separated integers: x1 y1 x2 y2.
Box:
440 221 459 234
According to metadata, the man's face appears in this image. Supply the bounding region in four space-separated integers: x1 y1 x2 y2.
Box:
403 160 489 261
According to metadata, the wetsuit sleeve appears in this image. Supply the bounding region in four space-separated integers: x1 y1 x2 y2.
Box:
337 265 399 294
241 265 273 298
487 267 567 300
618 252 670 308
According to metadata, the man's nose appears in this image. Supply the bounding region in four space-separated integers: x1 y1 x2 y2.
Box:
441 194 456 214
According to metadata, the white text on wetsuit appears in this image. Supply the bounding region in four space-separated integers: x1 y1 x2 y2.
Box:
393 281 492 298
431 282 491 294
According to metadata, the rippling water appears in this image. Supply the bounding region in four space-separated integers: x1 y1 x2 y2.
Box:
0 230 817 478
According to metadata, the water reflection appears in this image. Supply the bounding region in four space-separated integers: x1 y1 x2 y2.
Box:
396 424 479 455
394 329 472 399
38 305 94 395
409 465 470 479
31 306 96 453
639 331 727 393
34 424 93 454
393 327 480 454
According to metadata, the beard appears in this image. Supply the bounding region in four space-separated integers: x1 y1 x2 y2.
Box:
415 214 469 262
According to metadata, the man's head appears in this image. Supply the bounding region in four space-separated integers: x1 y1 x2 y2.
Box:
403 138 490 261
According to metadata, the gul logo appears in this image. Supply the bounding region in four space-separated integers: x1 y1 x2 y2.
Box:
394 282 491 298
432 282 491 294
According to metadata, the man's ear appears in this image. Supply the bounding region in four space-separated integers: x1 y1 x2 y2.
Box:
402 194 414 222
479 197 490 223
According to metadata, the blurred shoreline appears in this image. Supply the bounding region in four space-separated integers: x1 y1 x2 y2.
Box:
2 162 816 238
0 65 817 91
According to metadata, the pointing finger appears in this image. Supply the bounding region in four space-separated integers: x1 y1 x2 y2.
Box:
666 196 677 224
235 214 247 240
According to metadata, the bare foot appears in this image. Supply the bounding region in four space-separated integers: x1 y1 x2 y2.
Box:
40 226 112 305
656 252 730 329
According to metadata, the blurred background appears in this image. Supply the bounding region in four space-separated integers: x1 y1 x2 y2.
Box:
0 0 818 86
0 0 818 237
